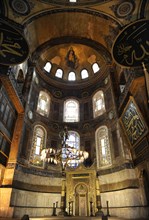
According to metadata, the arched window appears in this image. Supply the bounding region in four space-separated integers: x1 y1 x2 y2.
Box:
81 69 89 79
68 71 76 81
62 131 80 168
92 62 100 73
69 0 77 2
93 90 105 118
44 62 52 72
30 125 47 167
37 91 50 117
55 68 63 78
63 99 79 122
95 126 112 167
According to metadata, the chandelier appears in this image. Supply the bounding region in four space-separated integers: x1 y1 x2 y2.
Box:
40 126 89 170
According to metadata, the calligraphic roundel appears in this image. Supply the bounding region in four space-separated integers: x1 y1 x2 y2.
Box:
0 19 29 66
112 19 149 67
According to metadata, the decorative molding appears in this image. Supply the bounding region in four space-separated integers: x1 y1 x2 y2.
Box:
12 180 61 193
9 0 31 16
97 162 134 176
23 7 120 28
35 0 111 7
52 90 63 98
100 178 139 193
16 163 62 177
110 0 135 19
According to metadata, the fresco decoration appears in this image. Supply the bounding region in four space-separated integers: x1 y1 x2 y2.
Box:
104 24 120 50
120 96 148 146
112 19 149 67
9 0 31 16
53 90 63 98
0 19 29 66
83 123 90 130
110 0 135 19
52 123 59 130
65 47 79 69
81 91 89 98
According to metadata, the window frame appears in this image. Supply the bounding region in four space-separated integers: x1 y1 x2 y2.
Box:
63 99 80 122
93 90 106 118
44 62 52 73
92 62 100 73
68 71 76 81
81 69 89 79
37 91 50 117
63 130 80 168
30 125 47 167
55 68 63 78
95 126 112 168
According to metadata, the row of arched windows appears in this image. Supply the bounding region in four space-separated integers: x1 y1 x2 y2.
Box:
37 90 106 120
43 61 100 81
30 125 112 168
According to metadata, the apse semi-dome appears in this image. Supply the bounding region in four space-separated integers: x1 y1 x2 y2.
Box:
36 43 110 88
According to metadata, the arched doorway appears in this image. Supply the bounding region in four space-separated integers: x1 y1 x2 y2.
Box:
75 183 88 216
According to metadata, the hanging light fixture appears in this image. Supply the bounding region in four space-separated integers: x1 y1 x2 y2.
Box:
40 126 89 170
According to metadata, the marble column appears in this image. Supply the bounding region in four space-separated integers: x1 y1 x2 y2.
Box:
95 178 104 216
58 179 68 216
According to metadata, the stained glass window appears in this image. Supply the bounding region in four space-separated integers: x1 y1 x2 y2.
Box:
63 99 79 122
62 131 80 168
96 126 112 167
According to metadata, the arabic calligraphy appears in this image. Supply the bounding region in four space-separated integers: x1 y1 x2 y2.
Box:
0 32 22 57
121 98 147 146
0 19 29 66
112 19 149 67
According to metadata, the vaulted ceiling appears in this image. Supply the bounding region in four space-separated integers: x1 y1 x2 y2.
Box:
2 0 149 89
